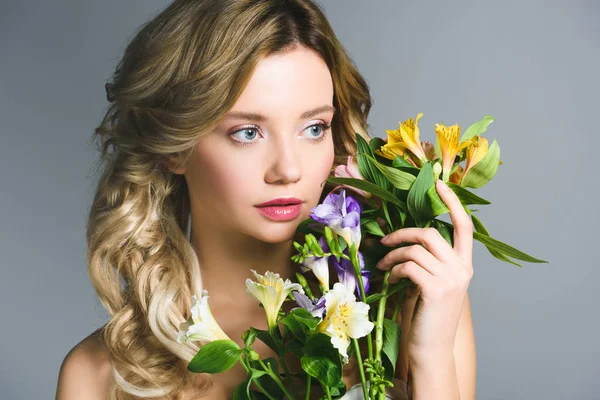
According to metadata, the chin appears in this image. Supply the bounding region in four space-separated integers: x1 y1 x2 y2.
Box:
250 218 305 244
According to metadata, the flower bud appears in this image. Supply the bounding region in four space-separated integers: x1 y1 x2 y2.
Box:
433 161 442 180
247 349 260 361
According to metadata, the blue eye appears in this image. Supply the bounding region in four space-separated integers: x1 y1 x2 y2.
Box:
304 124 324 138
228 122 331 147
229 127 261 145
302 122 332 142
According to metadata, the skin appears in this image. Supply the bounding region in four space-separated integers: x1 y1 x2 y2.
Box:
56 46 476 399
379 179 477 400
172 46 336 316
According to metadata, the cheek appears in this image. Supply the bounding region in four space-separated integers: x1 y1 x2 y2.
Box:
188 145 256 211
304 140 335 203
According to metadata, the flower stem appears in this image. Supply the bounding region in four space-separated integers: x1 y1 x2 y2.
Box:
304 375 312 400
269 326 300 396
350 244 373 360
323 384 333 400
240 355 277 400
375 270 391 363
352 338 369 400
258 358 296 400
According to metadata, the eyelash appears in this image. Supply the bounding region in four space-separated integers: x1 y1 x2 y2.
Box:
228 122 332 147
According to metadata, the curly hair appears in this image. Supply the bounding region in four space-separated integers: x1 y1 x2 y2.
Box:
86 0 374 398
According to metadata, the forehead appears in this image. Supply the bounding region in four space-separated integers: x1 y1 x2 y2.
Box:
226 47 334 120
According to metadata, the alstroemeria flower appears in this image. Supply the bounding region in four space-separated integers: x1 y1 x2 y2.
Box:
177 290 230 344
331 248 370 300
245 270 304 329
377 112 428 166
422 140 438 161
449 164 464 185
317 282 374 363
463 135 489 177
333 155 371 199
435 123 471 181
310 190 362 248
293 291 326 319
300 236 331 290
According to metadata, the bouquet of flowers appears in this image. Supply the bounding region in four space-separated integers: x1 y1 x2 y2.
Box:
177 113 548 399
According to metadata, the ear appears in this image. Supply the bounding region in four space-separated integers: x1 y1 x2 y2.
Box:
164 153 187 175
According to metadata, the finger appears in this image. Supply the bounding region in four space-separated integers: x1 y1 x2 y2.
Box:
435 179 473 264
376 244 445 276
380 227 455 264
388 260 431 285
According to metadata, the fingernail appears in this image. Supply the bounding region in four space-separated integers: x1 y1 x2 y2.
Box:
381 234 390 243
437 179 448 189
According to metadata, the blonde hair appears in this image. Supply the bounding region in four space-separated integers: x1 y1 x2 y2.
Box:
87 0 373 398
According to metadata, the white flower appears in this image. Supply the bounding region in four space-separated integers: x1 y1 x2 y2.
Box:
177 290 230 344
245 270 304 329
317 282 374 363
300 254 330 290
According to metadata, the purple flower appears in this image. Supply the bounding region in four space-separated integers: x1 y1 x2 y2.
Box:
310 190 362 248
293 291 326 319
331 249 370 300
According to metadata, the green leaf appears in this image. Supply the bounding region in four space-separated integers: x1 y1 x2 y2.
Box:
461 115 495 144
427 185 450 217
432 219 453 246
355 134 388 188
281 312 307 342
470 214 521 266
362 219 386 237
382 318 402 376
256 330 278 353
188 340 242 374
301 333 344 388
365 154 416 190
436 220 548 264
369 137 387 154
365 293 384 304
473 231 548 263
461 139 501 188
326 177 408 212
407 162 435 227
446 182 491 205
289 308 320 331
392 155 418 169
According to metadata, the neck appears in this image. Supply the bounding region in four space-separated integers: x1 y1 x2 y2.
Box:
189 221 299 315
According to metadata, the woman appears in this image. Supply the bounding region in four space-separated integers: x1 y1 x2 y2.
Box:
56 0 476 399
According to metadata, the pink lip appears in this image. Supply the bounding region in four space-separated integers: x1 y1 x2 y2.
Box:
255 204 302 221
255 197 302 207
254 198 303 221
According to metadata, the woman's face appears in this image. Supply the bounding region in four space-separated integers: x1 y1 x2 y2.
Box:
175 46 336 243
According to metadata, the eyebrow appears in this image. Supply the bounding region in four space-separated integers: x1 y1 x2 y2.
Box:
224 105 336 122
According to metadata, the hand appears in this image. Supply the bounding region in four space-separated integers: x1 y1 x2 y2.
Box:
375 179 474 362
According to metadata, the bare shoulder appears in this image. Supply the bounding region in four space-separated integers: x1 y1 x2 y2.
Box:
56 326 112 400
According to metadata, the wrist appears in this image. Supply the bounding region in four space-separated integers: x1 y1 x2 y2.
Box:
408 355 461 400
408 345 455 369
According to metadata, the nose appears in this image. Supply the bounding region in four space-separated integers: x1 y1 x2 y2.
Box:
264 135 302 185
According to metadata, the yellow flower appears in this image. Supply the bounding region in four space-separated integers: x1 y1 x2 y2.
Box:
377 112 428 166
245 270 304 329
177 290 230 344
435 123 471 181
317 282 374 364
463 135 489 177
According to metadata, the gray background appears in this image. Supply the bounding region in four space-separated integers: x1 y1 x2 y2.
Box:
1 0 598 399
